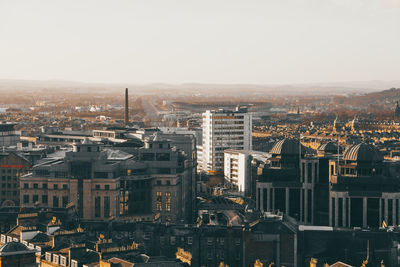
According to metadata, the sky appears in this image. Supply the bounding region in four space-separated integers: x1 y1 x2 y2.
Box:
0 0 399 84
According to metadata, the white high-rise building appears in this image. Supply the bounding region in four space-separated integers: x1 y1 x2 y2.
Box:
201 107 252 174
224 149 270 196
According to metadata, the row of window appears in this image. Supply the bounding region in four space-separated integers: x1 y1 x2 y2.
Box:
149 143 171 149
214 120 244 125
213 131 245 136
1 176 17 180
23 194 68 207
156 192 171 212
23 183 113 190
23 183 68 190
1 183 17 188
0 190 17 196
1 169 19 174
95 184 110 190
156 180 171 186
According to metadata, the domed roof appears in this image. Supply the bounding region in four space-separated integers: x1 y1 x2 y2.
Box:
318 142 339 154
343 143 383 162
0 242 30 253
270 138 303 155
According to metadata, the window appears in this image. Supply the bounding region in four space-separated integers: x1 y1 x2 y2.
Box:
314 163 318 183
166 180 171 186
24 183 29 189
95 184 100 190
158 168 171 174
53 184 58 190
307 163 312 183
159 143 163 149
23 195 29 204
87 147 91 152
156 153 170 161
33 183 38 189
60 256 67 266
156 180 161 186
42 195 48 204
220 250 224 260
53 196 59 208
62 196 68 207
104 196 110 218
165 192 171 212
33 195 39 203
207 249 212 260
43 183 48 189
105 185 110 190
235 238 241 245
95 197 101 217
53 254 59 264
141 153 155 161
62 184 68 189
156 192 162 211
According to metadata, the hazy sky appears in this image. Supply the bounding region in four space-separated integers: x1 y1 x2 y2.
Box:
1 0 399 84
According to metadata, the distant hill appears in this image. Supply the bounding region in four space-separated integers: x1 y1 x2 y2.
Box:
0 79 399 96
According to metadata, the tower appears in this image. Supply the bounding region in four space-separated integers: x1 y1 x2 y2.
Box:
124 88 129 125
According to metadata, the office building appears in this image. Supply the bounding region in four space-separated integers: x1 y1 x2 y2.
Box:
20 135 195 223
201 107 252 174
20 139 122 220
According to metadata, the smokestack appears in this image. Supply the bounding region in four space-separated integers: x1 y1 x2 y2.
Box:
124 88 129 125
